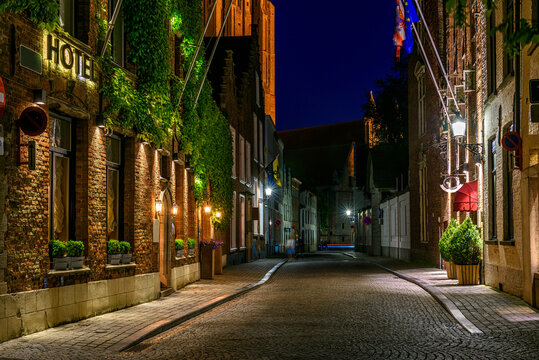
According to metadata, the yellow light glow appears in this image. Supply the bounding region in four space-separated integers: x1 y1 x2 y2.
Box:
204 205 211 213
215 211 222 218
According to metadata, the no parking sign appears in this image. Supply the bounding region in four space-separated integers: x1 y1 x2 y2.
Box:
362 216 372 226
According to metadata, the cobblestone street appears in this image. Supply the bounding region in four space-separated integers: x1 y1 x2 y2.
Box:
1 253 538 359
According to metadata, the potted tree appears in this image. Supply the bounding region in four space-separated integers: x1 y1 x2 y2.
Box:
448 217 482 285
67 240 84 269
119 241 132 264
188 238 196 256
439 219 458 279
50 240 69 270
175 238 185 258
107 239 122 265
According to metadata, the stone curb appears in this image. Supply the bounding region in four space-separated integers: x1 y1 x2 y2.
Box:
116 260 287 352
343 253 482 335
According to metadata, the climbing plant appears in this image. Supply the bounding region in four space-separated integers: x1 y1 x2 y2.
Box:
0 0 59 31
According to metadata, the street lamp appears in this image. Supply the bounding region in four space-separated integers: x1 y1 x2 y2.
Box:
215 211 222 218
204 205 211 214
451 113 483 162
155 197 162 214
451 113 466 139
346 209 351 217
265 187 272 197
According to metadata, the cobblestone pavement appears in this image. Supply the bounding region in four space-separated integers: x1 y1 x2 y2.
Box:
0 258 282 360
358 253 539 334
112 253 537 359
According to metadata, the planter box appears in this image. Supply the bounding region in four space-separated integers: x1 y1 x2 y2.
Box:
121 253 132 264
445 260 457 279
70 256 84 269
108 254 122 265
176 250 184 258
456 264 480 285
188 248 195 256
53 257 69 271
200 246 215 279
214 246 223 275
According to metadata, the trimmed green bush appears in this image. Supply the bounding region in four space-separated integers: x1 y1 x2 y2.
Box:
119 241 131 254
175 239 184 251
187 238 196 249
66 240 84 257
50 240 66 258
448 217 482 265
107 239 122 255
439 219 459 261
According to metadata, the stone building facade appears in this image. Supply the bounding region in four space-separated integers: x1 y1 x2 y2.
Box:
0 1 203 342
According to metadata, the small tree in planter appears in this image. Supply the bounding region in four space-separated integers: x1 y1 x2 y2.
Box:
439 219 459 279
175 239 185 257
448 217 482 285
107 239 122 265
188 238 196 256
66 240 84 269
50 240 68 270
119 241 132 264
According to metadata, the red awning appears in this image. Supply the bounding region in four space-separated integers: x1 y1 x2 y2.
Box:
453 180 478 211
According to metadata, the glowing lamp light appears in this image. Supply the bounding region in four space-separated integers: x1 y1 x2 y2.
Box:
155 197 162 214
172 203 178 215
215 211 222 218
346 209 351 216
265 187 272 196
204 205 211 214
451 114 466 138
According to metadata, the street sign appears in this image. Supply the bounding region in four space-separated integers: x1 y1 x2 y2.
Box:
275 219 282 226
363 216 372 226
501 131 521 152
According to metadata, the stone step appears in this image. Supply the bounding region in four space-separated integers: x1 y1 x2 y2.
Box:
159 287 174 299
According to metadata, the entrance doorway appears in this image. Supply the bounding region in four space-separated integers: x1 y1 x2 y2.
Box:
159 190 173 288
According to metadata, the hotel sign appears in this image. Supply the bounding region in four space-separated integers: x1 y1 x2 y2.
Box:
46 34 96 82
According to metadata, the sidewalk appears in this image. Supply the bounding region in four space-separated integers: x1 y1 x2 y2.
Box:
346 252 539 335
0 258 285 360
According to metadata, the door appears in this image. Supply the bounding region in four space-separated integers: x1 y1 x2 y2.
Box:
159 191 172 287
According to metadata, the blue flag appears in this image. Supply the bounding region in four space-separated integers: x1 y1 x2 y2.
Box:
404 0 420 54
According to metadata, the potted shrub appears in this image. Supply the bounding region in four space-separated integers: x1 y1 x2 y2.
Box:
448 217 482 285
188 238 196 256
107 239 122 265
119 241 132 264
175 238 185 258
67 240 84 269
439 219 459 279
50 240 69 270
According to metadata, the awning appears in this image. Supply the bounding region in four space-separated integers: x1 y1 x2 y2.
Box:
453 180 478 211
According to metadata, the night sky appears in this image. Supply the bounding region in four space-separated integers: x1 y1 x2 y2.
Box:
274 0 397 131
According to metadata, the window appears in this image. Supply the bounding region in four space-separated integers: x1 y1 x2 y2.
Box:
107 135 123 240
239 135 245 182
253 114 258 163
246 141 251 185
160 154 170 180
258 120 263 165
487 9 497 94
230 126 236 178
59 0 89 44
503 126 514 240
489 137 497 239
253 177 259 235
109 0 125 66
50 115 75 242
231 191 237 250
419 165 428 243
415 64 426 136
259 180 264 235
239 195 245 248
503 0 514 77
255 71 261 108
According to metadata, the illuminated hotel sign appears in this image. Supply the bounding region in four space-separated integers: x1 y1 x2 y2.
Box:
46 34 96 82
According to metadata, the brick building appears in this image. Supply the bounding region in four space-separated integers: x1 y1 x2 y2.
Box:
0 1 210 342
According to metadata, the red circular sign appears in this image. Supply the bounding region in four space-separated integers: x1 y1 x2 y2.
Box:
19 106 48 136
275 219 282 226
362 216 372 226
0 76 5 118
501 131 521 152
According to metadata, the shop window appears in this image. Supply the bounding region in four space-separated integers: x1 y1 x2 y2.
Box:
50 115 75 242
60 0 89 44
109 0 125 66
107 135 123 241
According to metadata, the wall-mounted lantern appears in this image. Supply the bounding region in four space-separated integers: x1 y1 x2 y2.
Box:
155 197 162 214
172 203 178 215
204 205 211 214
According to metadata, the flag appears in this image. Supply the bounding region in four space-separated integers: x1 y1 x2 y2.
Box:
265 155 282 187
393 0 406 60
403 0 420 54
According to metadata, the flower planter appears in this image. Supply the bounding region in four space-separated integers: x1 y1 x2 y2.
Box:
70 256 84 269
200 246 215 279
121 253 132 264
445 260 457 279
188 248 195 256
108 254 122 265
456 264 480 285
214 246 223 275
53 257 69 271
176 250 184 258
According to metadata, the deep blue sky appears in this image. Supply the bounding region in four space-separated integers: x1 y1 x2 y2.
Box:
274 0 396 131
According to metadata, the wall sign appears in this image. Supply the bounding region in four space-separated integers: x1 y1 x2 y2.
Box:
19 106 48 136
45 34 96 82
20 45 42 74
362 216 372 226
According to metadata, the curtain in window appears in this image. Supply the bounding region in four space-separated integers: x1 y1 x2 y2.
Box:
54 159 65 238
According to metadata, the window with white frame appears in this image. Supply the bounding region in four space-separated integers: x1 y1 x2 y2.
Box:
419 165 428 243
59 0 89 44
230 126 237 178
253 114 258 163
240 195 246 248
253 177 259 235
239 135 245 182
417 72 426 136
231 191 237 250
246 141 251 186
109 0 125 66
